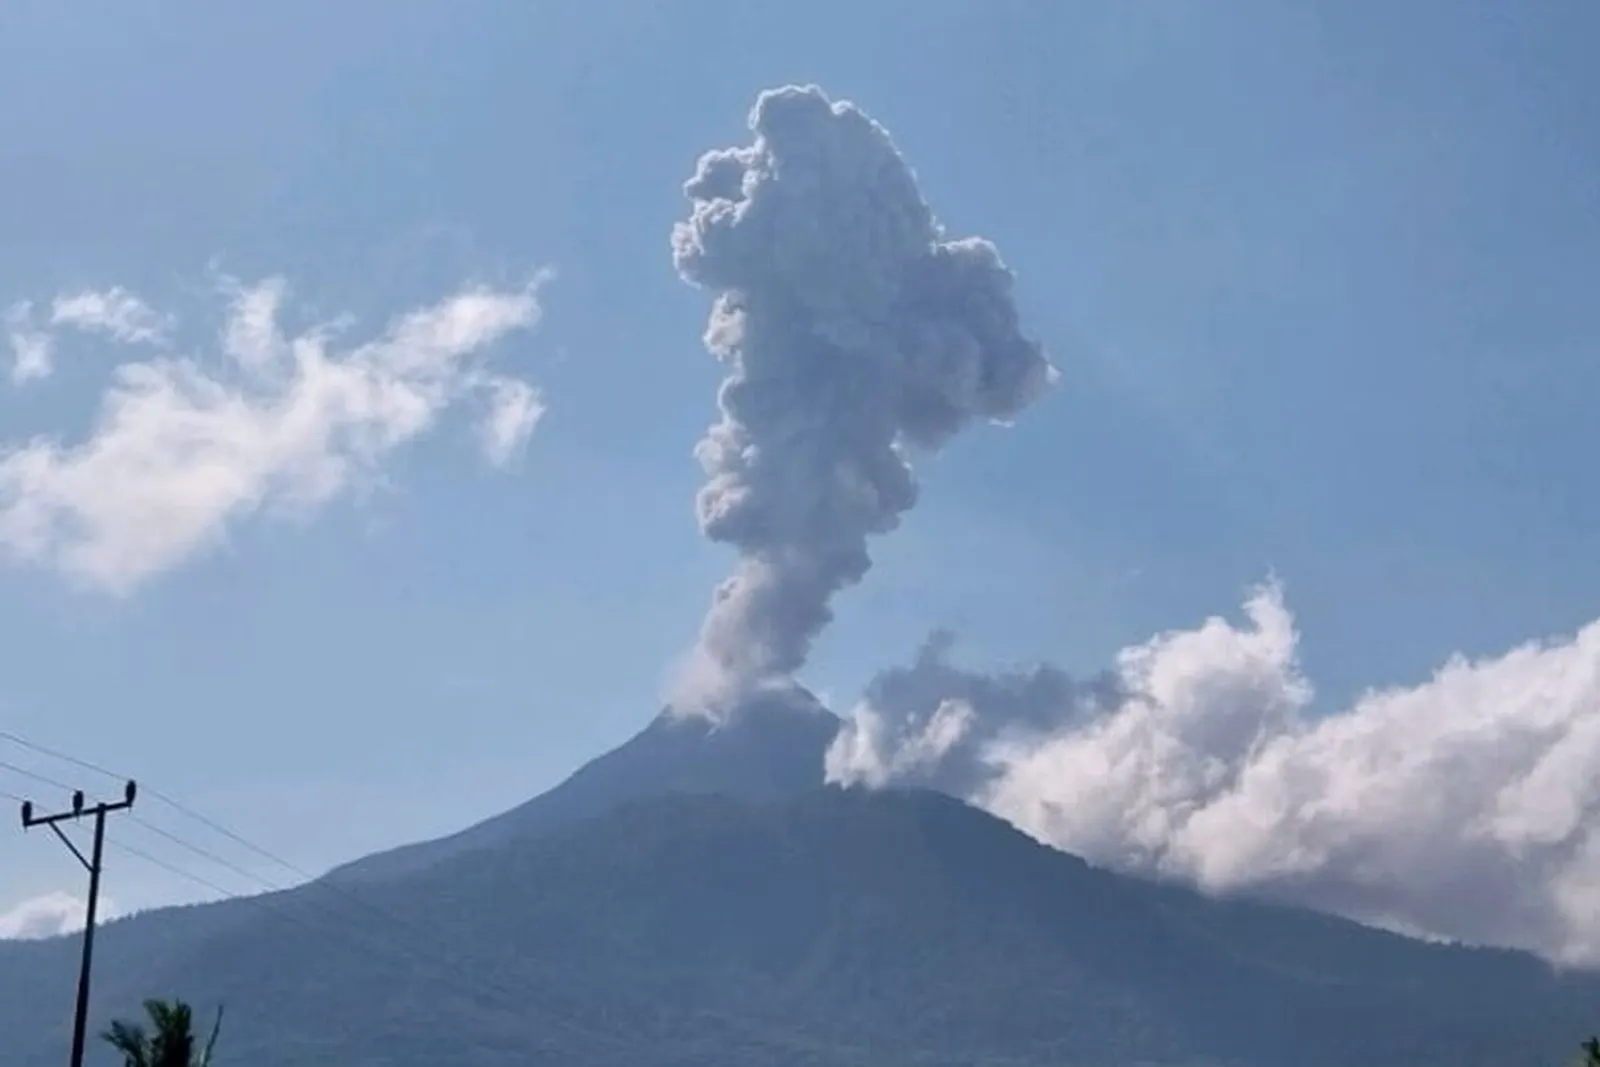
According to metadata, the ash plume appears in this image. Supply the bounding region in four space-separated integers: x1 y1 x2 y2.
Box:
670 85 1055 716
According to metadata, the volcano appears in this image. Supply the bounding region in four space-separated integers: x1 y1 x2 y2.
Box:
1 694 1597 1067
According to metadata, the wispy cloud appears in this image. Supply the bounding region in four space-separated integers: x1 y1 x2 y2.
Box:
5 302 54 384
476 375 545 467
0 272 552 591
50 286 172 345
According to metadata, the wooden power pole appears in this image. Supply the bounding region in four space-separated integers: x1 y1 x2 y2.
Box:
20 780 137 1067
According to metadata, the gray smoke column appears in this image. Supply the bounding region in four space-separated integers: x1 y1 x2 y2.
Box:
670 85 1056 716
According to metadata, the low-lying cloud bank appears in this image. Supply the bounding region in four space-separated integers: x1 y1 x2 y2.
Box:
0 273 550 591
830 582 1600 967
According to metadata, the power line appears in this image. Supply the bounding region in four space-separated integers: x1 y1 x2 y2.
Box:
104 836 413 962
153 793 303 871
106 838 261 908
0 757 77 795
130 815 294 894
104 837 428 987
3 730 381 932
104 834 568 1027
0 731 117 782
128 825 540 1004
3 729 318 880
2 727 620 1045
125 812 415 950
116 823 564 1023
0 726 534 995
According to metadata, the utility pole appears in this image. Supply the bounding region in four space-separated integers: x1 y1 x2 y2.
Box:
20 780 137 1067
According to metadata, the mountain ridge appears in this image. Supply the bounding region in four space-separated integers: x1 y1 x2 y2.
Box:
327 684 840 886
2 695 1595 1067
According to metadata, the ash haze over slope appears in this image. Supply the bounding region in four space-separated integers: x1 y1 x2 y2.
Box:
669 85 1055 714
829 581 1600 969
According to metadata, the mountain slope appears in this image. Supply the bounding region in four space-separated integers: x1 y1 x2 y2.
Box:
5 786 1596 1067
327 684 840 886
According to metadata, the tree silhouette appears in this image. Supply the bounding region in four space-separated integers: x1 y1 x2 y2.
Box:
101 999 223 1067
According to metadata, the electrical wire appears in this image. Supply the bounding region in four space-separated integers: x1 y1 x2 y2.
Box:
0 727 538 979
116 811 534 1006
0 757 76 795
1 727 619 1045
0 731 120 782
131 815 295 894
104 837 439 982
2 728 329 880
103 832 622 1046
103 833 548 1017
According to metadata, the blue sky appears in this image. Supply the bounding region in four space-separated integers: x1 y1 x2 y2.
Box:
2 1 1599 928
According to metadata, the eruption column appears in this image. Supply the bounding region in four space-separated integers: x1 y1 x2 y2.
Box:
670 85 1055 715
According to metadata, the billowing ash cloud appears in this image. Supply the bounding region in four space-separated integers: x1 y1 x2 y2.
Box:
830 582 1600 967
826 629 1120 794
670 85 1055 715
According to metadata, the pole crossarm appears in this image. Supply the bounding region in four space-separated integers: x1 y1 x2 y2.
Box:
19 780 137 829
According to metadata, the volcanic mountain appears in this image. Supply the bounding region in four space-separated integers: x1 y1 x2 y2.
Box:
1 689 1596 1067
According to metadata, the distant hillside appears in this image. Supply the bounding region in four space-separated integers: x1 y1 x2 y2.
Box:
4 784 1596 1067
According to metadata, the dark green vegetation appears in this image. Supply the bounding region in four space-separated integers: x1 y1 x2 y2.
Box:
3 691 1598 1066
103 999 223 1067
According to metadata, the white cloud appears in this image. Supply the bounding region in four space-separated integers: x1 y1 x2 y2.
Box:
0 273 550 591
6 301 54 384
830 582 1600 966
50 286 172 345
476 374 545 467
0 891 117 940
